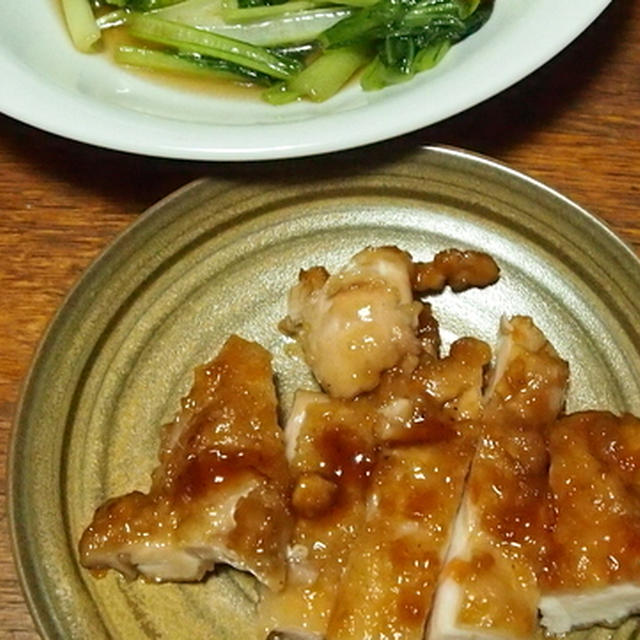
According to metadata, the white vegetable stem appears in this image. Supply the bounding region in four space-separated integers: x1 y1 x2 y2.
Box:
62 0 101 52
154 0 352 46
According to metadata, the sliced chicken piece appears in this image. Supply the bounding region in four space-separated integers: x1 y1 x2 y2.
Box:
281 246 423 399
327 430 475 640
78 336 292 590
429 316 569 640
327 338 490 640
429 425 553 640
540 411 640 634
258 390 378 639
483 316 569 422
373 336 491 443
281 246 500 400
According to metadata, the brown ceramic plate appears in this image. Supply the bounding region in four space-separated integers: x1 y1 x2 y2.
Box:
9 146 640 639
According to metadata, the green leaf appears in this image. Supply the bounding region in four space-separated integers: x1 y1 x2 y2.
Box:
268 44 370 102
127 14 301 78
412 38 450 71
115 45 274 84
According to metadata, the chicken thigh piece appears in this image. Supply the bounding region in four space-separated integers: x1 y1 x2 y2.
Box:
326 337 491 640
429 317 569 640
282 246 499 401
540 411 640 634
281 246 423 399
79 335 292 591
327 437 473 640
257 390 378 639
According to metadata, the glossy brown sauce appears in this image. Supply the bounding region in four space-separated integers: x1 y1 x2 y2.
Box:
469 428 553 566
288 418 376 534
448 549 539 637
417 303 441 357
79 336 291 589
291 472 339 518
258 396 378 636
413 249 500 293
438 317 569 637
543 411 640 590
170 451 266 502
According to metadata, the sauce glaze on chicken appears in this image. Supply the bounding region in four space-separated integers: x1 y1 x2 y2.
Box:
79 245 640 640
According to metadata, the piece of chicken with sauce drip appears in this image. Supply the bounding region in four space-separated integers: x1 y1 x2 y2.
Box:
257 390 378 639
281 246 499 400
78 336 292 591
327 337 491 640
540 411 640 634
429 316 569 640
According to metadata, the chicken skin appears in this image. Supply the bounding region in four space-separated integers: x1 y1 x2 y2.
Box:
79 336 292 591
429 317 569 640
540 411 640 633
258 390 378 639
282 246 499 400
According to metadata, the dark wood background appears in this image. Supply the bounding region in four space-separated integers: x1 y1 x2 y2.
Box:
1 2 639 636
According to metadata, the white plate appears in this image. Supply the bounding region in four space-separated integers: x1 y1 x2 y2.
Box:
0 0 610 160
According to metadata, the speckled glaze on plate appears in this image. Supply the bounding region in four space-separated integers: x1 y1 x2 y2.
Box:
9 146 640 639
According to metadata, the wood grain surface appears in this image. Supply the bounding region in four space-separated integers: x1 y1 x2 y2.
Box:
1 2 639 637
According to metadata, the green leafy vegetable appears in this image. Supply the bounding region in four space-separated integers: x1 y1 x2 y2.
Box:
263 43 370 102
128 14 302 78
152 2 353 47
320 0 492 89
115 44 274 84
62 0 494 102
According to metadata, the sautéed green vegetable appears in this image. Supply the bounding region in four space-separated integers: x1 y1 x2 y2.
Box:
61 0 493 103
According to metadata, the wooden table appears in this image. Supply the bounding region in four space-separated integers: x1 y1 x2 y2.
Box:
1 2 639 637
